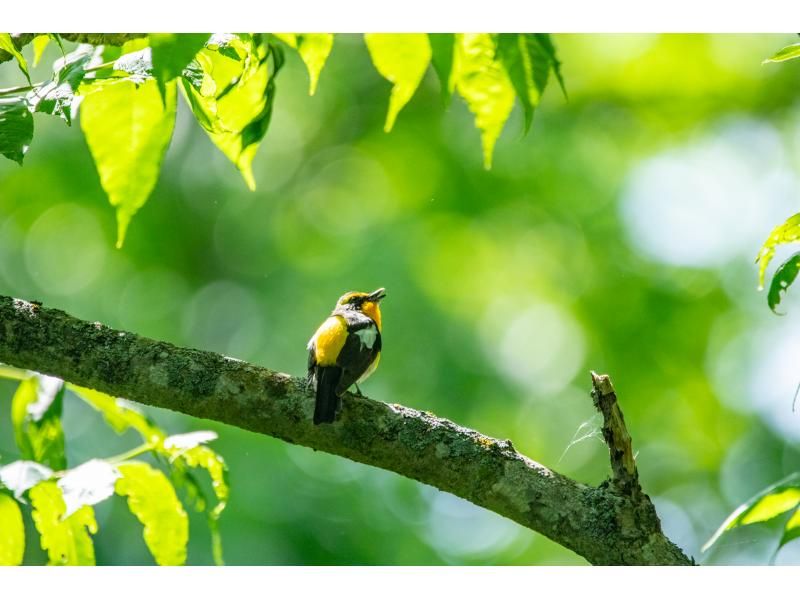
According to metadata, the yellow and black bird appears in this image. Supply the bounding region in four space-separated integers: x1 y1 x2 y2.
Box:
307 288 386 425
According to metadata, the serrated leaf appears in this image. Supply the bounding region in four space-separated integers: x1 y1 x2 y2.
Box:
11 375 66 470
164 438 229 565
364 33 431 132
429 33 455 104
0 493 25 565
67 384 163 443
497 33 552 133
0 96 34 164
767 253 800 313
32 34 50 67
177 445 228 565
533 33 566 98
28 45 95 125
756 212 800 290
182 36 281 190
150 33 210 101
0 460 53 500
0 33 31 84
765 43 800 63
30 481 97 565
704 473 800 552
452 33 515 169
79 78 177 248
115 462 188 566
58 459 120 518
780 507 800 548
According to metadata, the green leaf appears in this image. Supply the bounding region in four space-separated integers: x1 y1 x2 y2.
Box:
178 59 223 133
181 36 281 190
0 96 34 164
497 33 557 133
0 33 31 84
451 33 516 169
364 33 431 132
0 493 25 565
58 459 120 518
756 212 800 290
740 488 800 525
178 445 228 565
276 33 334 95
533 33 566 98
428 33 455 104
28 45 95 125
11 375 66 470
30 481 97 565
79 78 177 248
67 384 164 443
764 43 800 63
162 432 228 565
115 462 188 566
296 34 334 96
704 473 800 552
767 253 800 313
32 34 50 67
496 35 529 126
150 33 210 101
0 460 53 499
780 507 800 548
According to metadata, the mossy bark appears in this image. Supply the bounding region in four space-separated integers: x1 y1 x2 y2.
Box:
0 295 692 565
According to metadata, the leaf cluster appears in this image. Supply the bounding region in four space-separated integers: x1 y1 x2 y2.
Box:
0 367 229 566
0 32 563 247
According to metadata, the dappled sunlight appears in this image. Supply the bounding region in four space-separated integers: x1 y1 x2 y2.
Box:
181 280 265 360
421 489 528 563
621 119 798 268
480 300 586 396
24 203 107 295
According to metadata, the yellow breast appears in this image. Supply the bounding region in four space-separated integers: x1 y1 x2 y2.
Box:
311 315 348 366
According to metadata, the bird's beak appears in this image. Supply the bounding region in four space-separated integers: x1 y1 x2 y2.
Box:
368 288 387 302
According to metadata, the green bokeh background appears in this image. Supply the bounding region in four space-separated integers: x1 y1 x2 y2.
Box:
3 33 800 565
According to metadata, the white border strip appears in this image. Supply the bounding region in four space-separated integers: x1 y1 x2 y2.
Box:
3 1 800 33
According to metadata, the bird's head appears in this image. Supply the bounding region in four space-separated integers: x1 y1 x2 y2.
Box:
335 288 386 329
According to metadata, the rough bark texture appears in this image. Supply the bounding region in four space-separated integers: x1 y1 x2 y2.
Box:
0 295 693 565
0 33 147 64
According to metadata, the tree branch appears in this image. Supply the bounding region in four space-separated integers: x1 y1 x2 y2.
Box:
0 295 692 565
0 33 147 64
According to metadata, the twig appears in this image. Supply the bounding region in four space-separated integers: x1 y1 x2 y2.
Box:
590 371 641 496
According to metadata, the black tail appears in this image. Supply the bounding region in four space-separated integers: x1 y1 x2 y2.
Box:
313 367 342 425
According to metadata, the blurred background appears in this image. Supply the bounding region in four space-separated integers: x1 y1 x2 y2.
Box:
2 33 800 565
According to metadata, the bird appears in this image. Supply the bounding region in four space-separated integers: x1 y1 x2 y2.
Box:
307 288 386 425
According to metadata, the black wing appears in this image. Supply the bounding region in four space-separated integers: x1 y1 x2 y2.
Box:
335 312 381 393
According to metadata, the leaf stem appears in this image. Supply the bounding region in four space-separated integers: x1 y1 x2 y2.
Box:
0 83 36 96
83 60 115 73
107 443 154 464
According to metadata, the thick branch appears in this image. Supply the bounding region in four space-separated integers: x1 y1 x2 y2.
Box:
0 33 147 64
0 296 691 565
